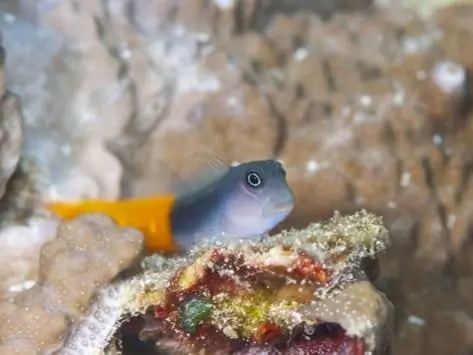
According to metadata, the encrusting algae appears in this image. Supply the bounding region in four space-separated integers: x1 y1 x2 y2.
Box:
102 210 393 355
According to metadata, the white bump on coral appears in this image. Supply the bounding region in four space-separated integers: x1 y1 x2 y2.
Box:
432 134 443 146
213 0 235 9
400 172 411 187
359 95 372 106
294 48 308 61
306 160 320 173
7 280 36 293
431 60 467 95
407 314 426 326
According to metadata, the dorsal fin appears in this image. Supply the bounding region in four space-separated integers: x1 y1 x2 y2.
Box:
173 153 230 200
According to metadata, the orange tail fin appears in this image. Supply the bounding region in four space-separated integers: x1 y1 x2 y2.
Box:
44 196 178 253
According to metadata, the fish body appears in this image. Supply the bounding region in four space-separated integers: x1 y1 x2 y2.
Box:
44 158 295 253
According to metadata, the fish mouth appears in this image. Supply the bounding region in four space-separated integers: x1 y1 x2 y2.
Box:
263 200 295 217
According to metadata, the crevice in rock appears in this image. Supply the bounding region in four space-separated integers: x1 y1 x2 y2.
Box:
234 0 245 35
421 156 452 260
266 94 288 157
455 156 473 204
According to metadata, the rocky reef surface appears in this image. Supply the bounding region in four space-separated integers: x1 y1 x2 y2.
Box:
64 211 394 355
1 0 473 354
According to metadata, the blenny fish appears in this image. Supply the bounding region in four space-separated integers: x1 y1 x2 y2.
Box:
44 156 295 253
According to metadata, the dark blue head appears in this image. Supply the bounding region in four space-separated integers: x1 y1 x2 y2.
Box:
216 159 295 238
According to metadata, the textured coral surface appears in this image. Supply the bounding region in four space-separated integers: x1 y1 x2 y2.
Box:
116 211 393 355
1 0 473 354
0 214 144 354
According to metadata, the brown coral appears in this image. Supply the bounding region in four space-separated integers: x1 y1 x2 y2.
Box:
0 214 144 354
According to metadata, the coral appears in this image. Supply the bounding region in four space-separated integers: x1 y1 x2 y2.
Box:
0 214 144 354
1 9 125 201
0 217 57 298
109 210 393 354
59 282 129 355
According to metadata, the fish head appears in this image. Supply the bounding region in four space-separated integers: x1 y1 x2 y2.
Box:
219 159 295 238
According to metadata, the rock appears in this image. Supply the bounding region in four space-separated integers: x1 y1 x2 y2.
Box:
0 45 22 200
0 92 23 200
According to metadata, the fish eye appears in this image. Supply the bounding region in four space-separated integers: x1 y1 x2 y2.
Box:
246 171 263 188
